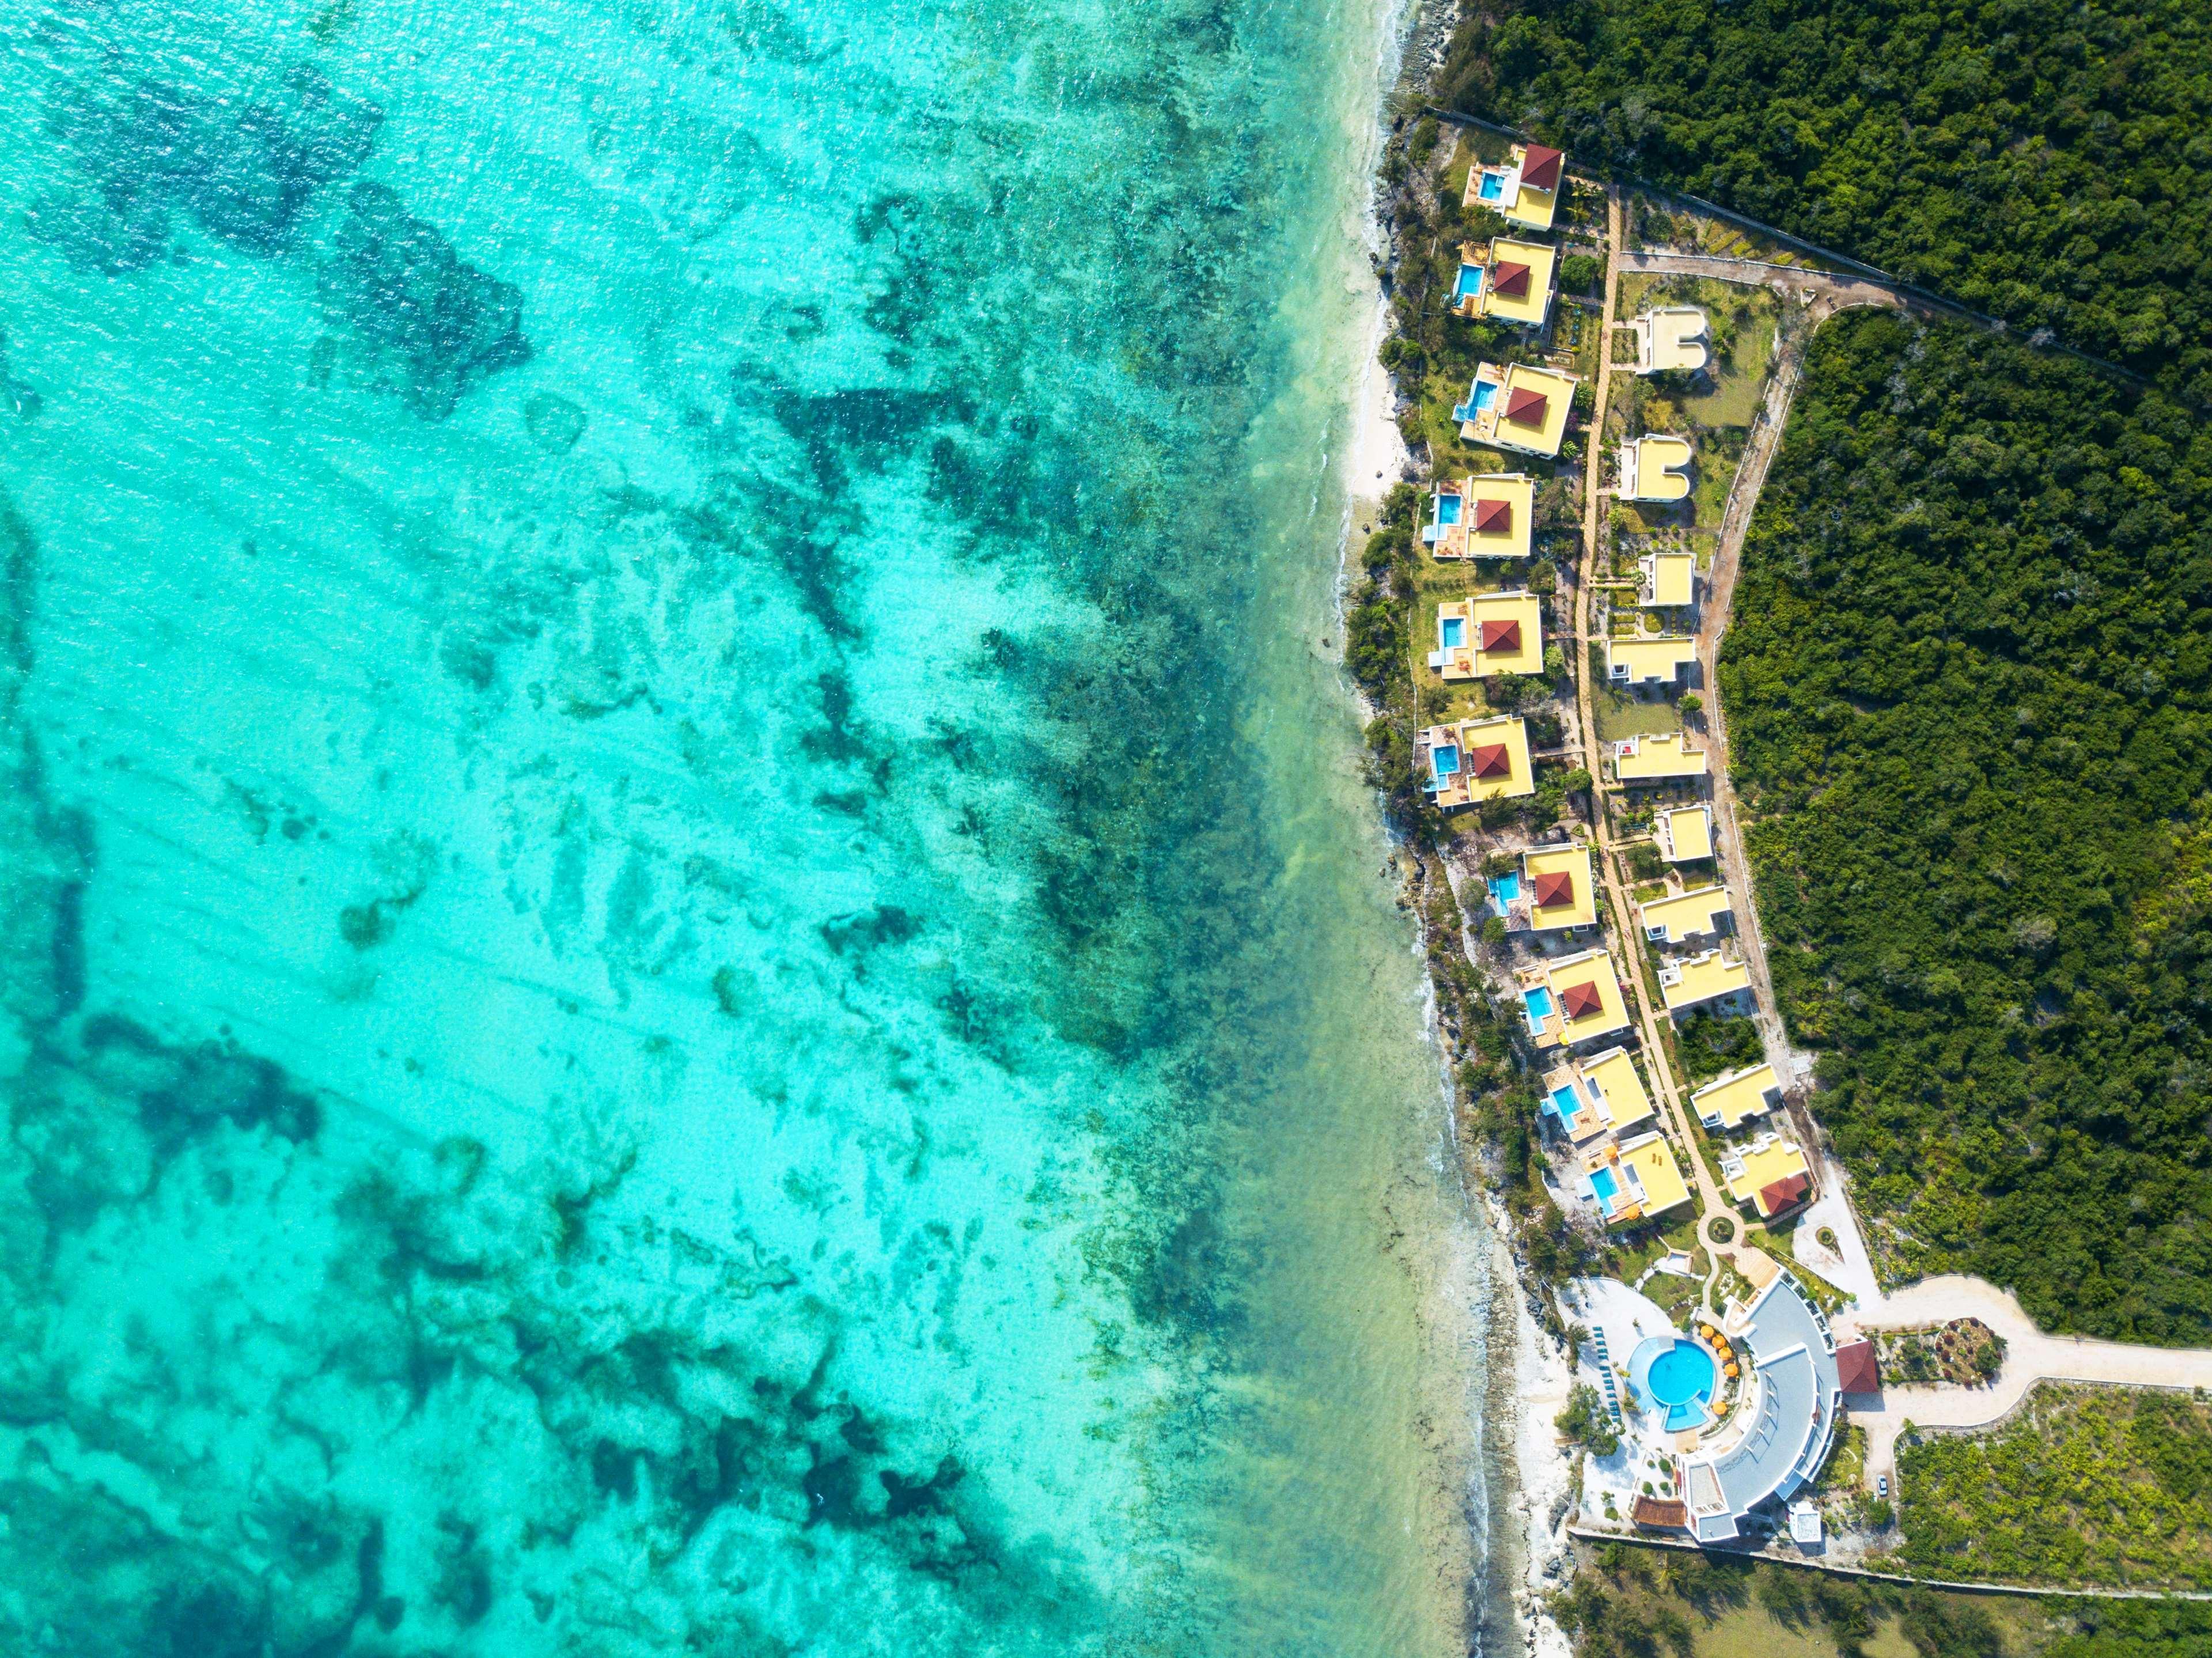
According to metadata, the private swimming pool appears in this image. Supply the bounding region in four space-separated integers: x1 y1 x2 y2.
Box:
1520 983 1554 1032
1453 263 1484 301
1588 1164 1623 1216
1629 1335 1719 1433
1477 169 1506 202
1439 616 1465 649
1486 870 1520 905
1429 744 1460 787
1435 493 1463 525
1545 1084 1592 1136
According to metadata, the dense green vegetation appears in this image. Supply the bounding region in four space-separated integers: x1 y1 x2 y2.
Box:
1896 1386 2212 1588
1721 312 2212 1341
1440 0 2212 398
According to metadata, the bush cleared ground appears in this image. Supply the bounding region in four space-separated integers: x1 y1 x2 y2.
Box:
1718 312 2212 1341
1895 1386 2212 1589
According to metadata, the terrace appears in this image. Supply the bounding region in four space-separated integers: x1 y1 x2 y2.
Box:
1654 804 1713 862
1630 306 1710 375
1522 842 1597 931
1721 1135 1814 1218
1517 948 1634 1048
1611 729 1707 782
1639 883 1733 946
1604 634 1698 687
1690 1061 1782 1132
1416 714 1533 809
1657 948 1752 1013
1457 361 1578 459
1620 434 1694 502
1431 590 1544 680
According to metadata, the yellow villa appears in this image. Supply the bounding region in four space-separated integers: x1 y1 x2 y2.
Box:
1585 1130 1694 1226
1541 1046 1656 1144
1655 804 1713 862
1612 729 1708 782
1451 237 1558 327
1639 884 1733 946
1722 1134 1813 1218
1658 948 1752 1013
1464 141 1566 232
1457 361 1577 459
1418 714 1532 808
1433 589 1543 680
1522 843 1596 931
1631 306 1709 374
1620 435 1694 502
1639 550 1695 608
1520 948 1633 1048
1692 1061 1783 1132
1604 634 1698 686
1428 472 1535 560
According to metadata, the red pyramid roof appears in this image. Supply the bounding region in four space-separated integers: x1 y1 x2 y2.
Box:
1491 261 1532 298
1467 744 1513 780
1520 145 1564 192
1560 979 1604 1019
1835 1339 1880 1394
1472 497 1512 533
1479 618 1521 652
1759 1172 1812 1215
1533 869 1575 907
1504 386 1549 427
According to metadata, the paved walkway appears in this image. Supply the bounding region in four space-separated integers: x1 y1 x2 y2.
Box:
1619 251 1928 320
1843 1277 2212 1490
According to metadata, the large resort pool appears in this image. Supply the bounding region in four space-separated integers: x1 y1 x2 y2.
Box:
1630 1335 1719 1433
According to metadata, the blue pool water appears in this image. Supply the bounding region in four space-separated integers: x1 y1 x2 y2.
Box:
1440 616 1465 648
1432 743 1461 780
1435 493 1463 525
1588 1165 1622 1213
1634 1338 1719 1432
1487 871 1521 904
1547 1085 1589 1133
1453 263 1483 301
1478 171 1505 202
1522 985 1555 1023
1473 380 1497 411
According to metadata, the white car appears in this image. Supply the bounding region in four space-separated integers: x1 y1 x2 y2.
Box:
1876 1475 1889 1500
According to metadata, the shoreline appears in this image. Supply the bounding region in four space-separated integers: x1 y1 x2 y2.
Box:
1334 63 1578 1658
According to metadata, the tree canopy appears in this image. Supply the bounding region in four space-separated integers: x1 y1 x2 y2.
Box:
1721 311 2212 1341
1441 0 2212 398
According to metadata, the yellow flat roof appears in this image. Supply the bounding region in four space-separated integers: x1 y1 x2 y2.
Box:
1639 884 1732 945
1425 715 1533 808
1623 435 1694 502
1478 237 1556 328
1615 1132 1694 1222
1580 1046 1655 1135
1522 843 1596 930
1468 590 1544 676
1538 949 1633 1044
1604 635 1698 686
1660 951 1751 1012
1643 552 1695 608
1692 1062 1782 1131
1658 805 1713 861
1638 307 1709 374
1462 473 1533 560
1726 1138 1811 1216
1613 729 1707 780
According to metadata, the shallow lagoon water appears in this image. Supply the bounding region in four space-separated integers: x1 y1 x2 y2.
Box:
0 0 1509 1653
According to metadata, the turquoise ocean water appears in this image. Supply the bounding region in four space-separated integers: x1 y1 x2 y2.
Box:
0 0 1512 1653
